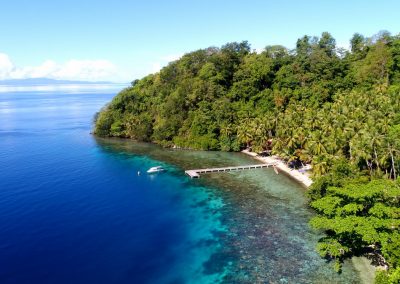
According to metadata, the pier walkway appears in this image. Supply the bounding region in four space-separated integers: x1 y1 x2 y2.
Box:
185 163 278 178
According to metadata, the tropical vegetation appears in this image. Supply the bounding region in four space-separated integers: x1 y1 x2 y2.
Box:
94 31 400 281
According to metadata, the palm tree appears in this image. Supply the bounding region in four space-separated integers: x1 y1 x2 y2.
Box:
237 122 253 149
306 130 327 156
312 155 330 177
220 123 233 138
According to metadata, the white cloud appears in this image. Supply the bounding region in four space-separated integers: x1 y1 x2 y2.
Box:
0 53 117 81
52 59 116 81
0 53 15 78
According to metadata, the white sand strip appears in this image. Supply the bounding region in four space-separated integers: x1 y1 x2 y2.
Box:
242 149 313 187
241 150 379 282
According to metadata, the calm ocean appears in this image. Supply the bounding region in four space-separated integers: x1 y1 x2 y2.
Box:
0 87 362 283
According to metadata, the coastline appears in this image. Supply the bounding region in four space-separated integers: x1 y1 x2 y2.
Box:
241 149 313 187
241 149 378 283
96 138 375 282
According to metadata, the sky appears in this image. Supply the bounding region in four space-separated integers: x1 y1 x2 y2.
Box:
0 0 400 82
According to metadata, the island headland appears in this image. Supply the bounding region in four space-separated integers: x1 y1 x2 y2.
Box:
94 32 400 282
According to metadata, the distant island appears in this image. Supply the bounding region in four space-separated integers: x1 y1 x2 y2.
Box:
94 31 400 283
0 78 114 86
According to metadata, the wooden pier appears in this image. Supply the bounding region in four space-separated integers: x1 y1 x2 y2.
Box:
185 163 278 178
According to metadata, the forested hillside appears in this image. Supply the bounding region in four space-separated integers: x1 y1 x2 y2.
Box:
95 32 400 282
95 32 400 178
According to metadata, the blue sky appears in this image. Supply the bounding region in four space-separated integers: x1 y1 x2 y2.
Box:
1 0 399 82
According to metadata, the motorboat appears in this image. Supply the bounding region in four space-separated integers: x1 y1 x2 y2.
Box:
146 166 165 173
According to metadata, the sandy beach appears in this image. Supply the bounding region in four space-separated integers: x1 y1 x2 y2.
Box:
242 149 379 283
241 149 313 187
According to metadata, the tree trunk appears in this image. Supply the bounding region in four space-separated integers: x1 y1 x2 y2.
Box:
390 149 396 179
366 160 373 176
374 147 379 169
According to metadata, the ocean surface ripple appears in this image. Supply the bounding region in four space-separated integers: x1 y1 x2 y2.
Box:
0 89 362 283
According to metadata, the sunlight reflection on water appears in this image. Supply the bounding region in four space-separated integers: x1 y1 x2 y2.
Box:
0 84 127 93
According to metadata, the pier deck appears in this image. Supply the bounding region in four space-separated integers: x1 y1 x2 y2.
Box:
185 163 277 178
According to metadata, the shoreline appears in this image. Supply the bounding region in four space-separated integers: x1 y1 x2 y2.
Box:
241 149 313 187
241 149 377 283
98 138 376 283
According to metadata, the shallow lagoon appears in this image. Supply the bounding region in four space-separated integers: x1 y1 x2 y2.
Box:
98 139 363 283
0 89 362 283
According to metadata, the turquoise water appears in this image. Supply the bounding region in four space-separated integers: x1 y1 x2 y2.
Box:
98 140 363 283
0 89 362 283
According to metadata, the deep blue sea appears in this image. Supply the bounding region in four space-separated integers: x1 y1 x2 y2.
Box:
0 86 364 283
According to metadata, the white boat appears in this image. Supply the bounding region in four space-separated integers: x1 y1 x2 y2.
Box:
146 166 165 173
